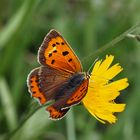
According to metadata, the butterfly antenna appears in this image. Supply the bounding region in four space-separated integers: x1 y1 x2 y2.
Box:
87 57 99 75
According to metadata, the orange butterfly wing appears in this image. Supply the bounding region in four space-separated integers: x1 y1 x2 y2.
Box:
47 106 69 120
38 29 82 73
27 66 71 104
27 68 47 105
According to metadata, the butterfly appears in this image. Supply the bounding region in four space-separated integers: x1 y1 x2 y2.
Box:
27 29 90 120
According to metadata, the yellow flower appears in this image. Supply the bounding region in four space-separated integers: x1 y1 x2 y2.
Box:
82 55 129 124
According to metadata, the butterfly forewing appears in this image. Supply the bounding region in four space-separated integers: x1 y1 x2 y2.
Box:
38 29 82 73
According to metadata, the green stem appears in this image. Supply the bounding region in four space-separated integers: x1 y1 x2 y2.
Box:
66 109 76 140
0 77 17 131
82 22 140 63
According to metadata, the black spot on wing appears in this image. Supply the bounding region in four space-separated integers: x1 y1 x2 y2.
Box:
61 42 64 45
49 53 52 57
53 50 57 53
56 42 60 45
52 44 56 47
68 58 72 62
51 59 55 64
62 51 69 56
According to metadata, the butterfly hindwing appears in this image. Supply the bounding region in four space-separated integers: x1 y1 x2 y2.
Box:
27 65 71 104
27 68 47 105
38 29 82 73
47 106 70 120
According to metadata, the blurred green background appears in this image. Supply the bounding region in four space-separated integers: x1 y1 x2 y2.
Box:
0 0 140 140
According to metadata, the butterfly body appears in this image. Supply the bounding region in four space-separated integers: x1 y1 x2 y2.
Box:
55 72 86 100
27 29 89 120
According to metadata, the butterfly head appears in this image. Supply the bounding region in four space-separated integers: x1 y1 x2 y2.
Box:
84 72 90 80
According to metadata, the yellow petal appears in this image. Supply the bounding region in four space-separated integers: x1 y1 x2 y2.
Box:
92 55 114 76
91 55 123 85
105 78 129 91
103 63 123 80
82 55 129 124
92 60 102 74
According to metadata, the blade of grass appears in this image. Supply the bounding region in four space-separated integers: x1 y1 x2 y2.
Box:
10 46 29 104
0 0 40 50
0 0 42 82
0 0 41 76
0 77 17 131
